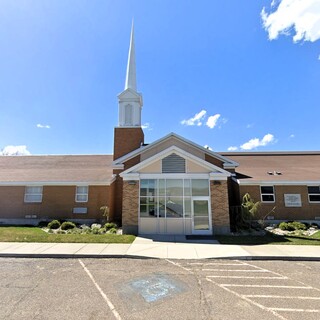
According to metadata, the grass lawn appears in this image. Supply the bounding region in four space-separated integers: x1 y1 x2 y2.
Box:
215 230 320 245
0 227 135 244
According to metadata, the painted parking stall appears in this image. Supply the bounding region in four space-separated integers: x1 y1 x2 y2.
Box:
173 260 320 320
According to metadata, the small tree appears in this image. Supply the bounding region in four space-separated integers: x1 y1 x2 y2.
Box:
100 205 110 224
241 193 260 221
236 193 260 230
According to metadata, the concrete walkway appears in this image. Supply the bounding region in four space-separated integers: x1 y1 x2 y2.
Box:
0 236 319 260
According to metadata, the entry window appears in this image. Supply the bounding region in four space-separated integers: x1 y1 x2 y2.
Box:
24 186 43 203
76 186 88 202
140 180 157 217
308 186 320 202
140 179 209 218
260 186 275 202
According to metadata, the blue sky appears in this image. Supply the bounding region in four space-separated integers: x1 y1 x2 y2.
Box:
0 0 319 155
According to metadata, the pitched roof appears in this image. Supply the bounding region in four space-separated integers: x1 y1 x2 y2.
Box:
221 152 320 183
0 155 114 185
114 132 239 168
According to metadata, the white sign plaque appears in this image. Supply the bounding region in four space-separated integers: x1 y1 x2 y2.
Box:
284 194 302 207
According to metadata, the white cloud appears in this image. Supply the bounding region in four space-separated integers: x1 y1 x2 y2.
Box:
204 145 213 151
246 123 254 129
240 133 275 150
37 124 50 129
228 146 238 151
181 110 207 126
206 114 221 129
141 122 152 130
0 145 31 156
289 134 295 138
261 0 320 43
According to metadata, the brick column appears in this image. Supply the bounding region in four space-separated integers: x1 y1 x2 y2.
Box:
122 180 139 235
210 180 230 234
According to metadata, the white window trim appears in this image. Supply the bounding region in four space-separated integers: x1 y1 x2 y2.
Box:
307 186 320 203
24 186 43 203
260 185 275 203
75 186 89 203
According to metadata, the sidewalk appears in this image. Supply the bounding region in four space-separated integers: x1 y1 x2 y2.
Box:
0 236 319 260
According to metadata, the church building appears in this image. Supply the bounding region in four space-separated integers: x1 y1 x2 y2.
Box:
1 25 320 234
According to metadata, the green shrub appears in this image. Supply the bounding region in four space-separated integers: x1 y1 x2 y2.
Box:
104 222 117 230
98 228 106 234
47 220 61 230
57 230 66 234
278 222 294 231
290 221 307 230
279 221 306 231
108 227 117 234
60 221 76 230
92 227 100 234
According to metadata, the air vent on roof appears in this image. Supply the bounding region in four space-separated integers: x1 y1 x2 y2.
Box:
267 171 282 176
162 153 186 173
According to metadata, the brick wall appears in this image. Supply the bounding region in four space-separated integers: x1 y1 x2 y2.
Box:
122 181 139 234
0 185 109 222
113 127 144 160
239 185 320 221
210 180 230 234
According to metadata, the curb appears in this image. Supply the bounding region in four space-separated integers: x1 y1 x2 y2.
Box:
0 253 319 261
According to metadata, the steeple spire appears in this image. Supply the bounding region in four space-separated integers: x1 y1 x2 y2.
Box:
125 21 137 91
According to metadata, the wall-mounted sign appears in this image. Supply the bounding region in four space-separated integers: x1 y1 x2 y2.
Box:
284 194 302 207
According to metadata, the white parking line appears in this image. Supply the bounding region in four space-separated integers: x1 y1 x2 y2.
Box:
201 269 272 272
188 262 244 266
221 284 313 289
206 277 287 320
270 308 320 313
244 295 320 300
207 275 286 279
79 259 122 320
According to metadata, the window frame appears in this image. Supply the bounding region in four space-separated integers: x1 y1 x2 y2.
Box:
260 185 275 203
308 186 320 203
75 186 89 203
139 178 209 219
24 186 43 203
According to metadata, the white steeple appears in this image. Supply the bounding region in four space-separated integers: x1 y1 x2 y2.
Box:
125 21 137 91
117 22 143 128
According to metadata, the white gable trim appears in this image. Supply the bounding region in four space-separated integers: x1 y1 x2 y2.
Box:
119 146 231 179
113 132 238 168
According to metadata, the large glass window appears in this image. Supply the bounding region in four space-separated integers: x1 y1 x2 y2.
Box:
140 180 158 217
139 179 209 218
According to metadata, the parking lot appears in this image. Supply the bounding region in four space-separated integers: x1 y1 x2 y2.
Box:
0 258 319 319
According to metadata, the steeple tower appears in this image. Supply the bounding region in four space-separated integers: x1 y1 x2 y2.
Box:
125 21 137 91
113 22 144 160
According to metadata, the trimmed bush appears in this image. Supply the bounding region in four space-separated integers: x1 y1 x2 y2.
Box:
47 220 61 230
60 221 76 230
290 221 307 230
104 222 117 230
279 221 307 231
108 227 117 234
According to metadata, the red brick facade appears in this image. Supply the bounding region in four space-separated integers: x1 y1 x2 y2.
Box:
0 185 109 223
